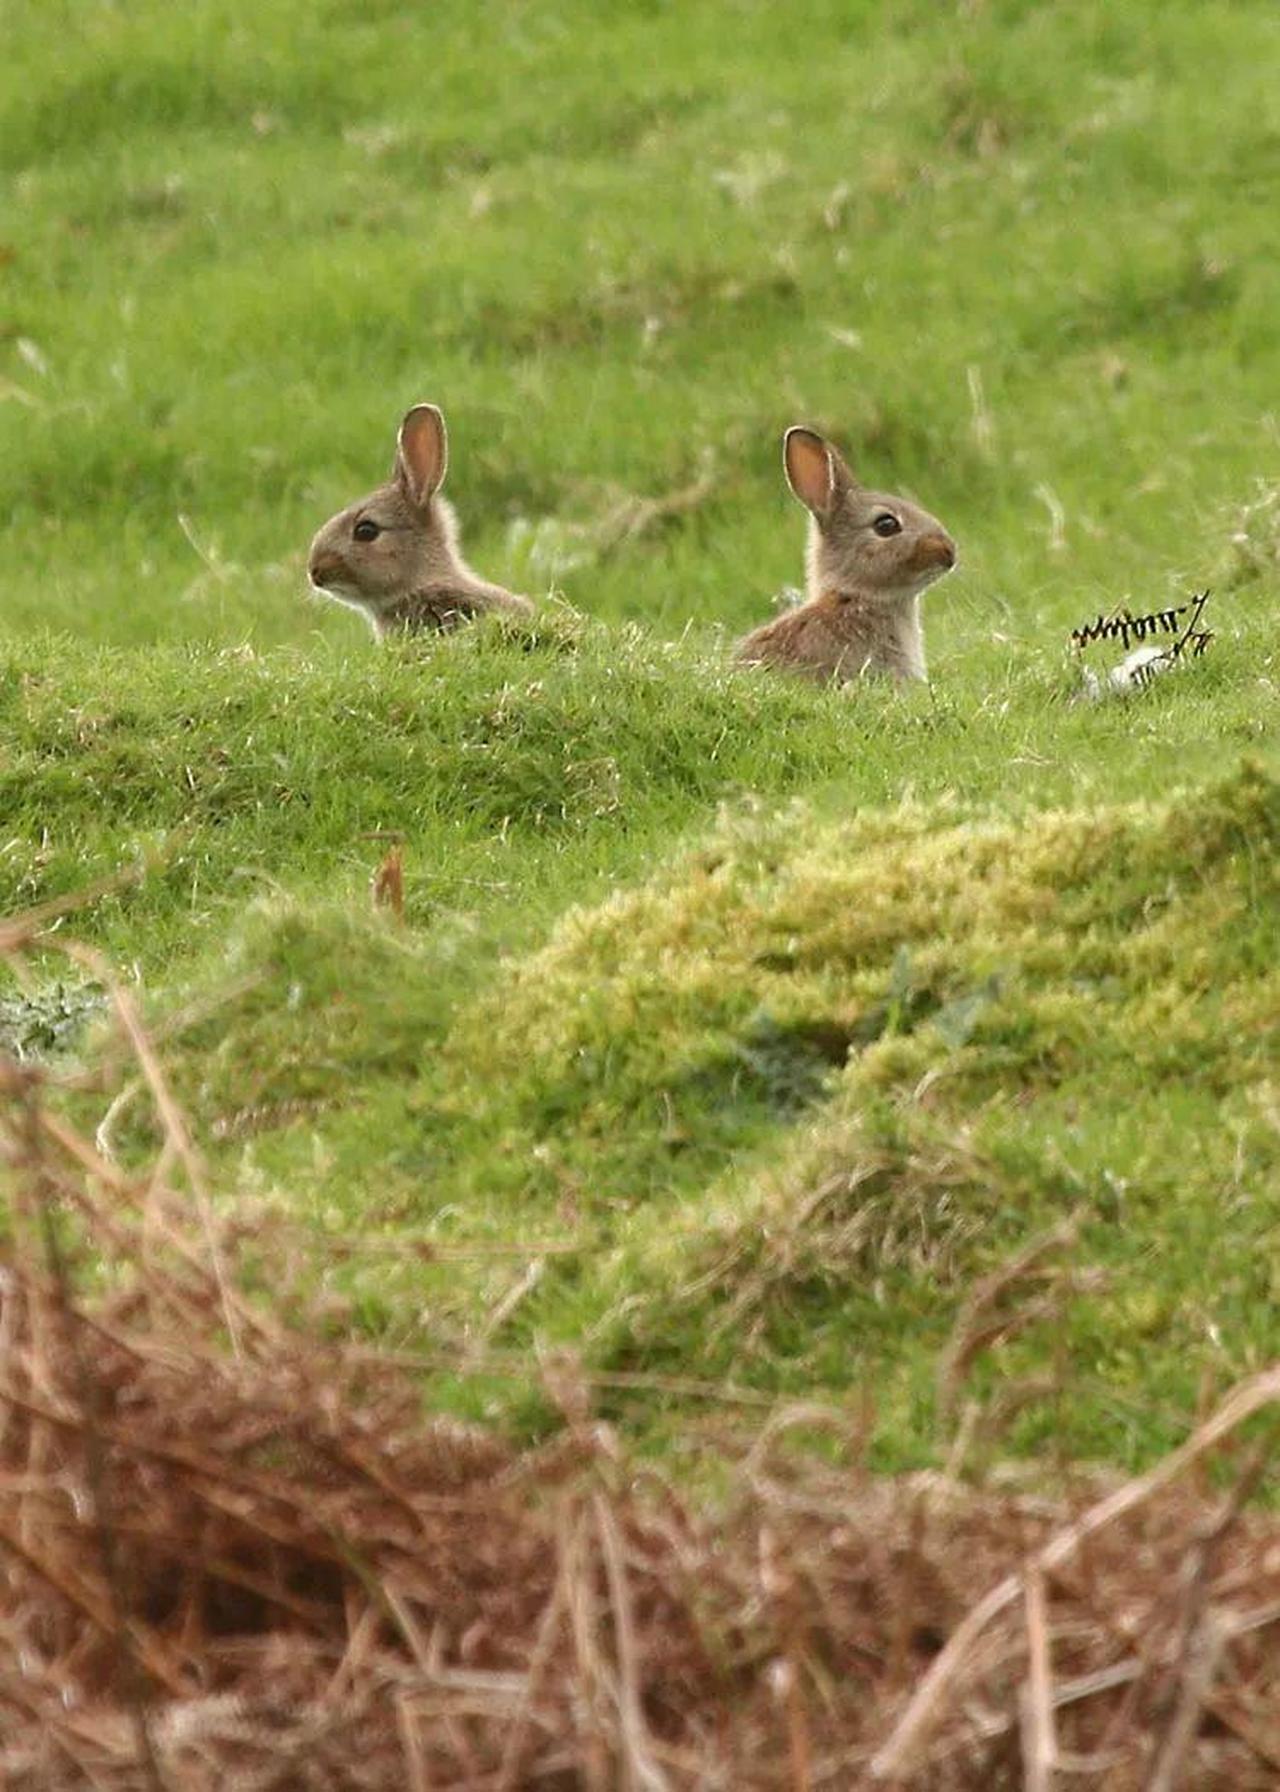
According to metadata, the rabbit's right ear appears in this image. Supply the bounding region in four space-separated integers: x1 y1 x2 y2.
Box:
783 426 850 523
395 403 449 507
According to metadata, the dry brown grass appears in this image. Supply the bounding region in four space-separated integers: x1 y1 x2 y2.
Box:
3 907 1280 1789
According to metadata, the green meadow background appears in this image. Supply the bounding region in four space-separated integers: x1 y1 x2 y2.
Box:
2 0 1278 1467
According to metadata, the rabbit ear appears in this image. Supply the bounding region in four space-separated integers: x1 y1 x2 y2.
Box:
395 404 449 506
783 426 849 521
778 426 838 519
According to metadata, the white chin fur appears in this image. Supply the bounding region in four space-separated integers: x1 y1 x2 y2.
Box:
310 579 382 638
311 578 368 610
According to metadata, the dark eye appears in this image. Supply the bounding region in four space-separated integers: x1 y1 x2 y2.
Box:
352 518 380 542
872 513 902 538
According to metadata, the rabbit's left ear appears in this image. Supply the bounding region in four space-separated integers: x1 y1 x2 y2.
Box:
783 426 855 522
395 404 449 506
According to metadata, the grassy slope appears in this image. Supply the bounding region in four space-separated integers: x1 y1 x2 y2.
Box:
140 762 1278 1469
2 0 1279 1466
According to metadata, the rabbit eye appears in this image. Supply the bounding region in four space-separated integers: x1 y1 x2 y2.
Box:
872 513 902 538
352 518 381 542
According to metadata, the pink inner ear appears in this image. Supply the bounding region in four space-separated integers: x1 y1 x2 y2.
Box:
397 406 447 505
785 431 834 516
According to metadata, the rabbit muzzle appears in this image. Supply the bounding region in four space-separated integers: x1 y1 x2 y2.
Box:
308 549 348 592
913 532 957 574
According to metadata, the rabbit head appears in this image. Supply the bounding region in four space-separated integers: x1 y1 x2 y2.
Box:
307 404 487 632
783 426 957 605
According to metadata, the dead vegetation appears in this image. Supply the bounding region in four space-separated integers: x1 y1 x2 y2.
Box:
3 907 1280 1788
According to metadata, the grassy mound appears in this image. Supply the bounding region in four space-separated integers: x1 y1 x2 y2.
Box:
1 612 1272 972
114 762 1276 1466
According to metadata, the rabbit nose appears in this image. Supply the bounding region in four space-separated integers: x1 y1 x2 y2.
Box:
920 534 956 570
309 551 341 588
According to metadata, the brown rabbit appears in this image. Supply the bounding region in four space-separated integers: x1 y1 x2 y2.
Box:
307 403 533 639
737 426 956 683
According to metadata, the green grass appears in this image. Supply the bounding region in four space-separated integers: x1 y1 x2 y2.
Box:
6 0 1279 652
97 757 1277 1469
2 0 1279 1473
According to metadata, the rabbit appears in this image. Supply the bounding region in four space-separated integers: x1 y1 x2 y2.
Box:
736 426 957 684
307 403 533 639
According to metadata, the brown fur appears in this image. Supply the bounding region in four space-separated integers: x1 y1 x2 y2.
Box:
737 426 957 684
307 404 533 640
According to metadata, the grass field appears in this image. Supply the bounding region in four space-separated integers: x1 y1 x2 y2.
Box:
2 0 1279 1474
